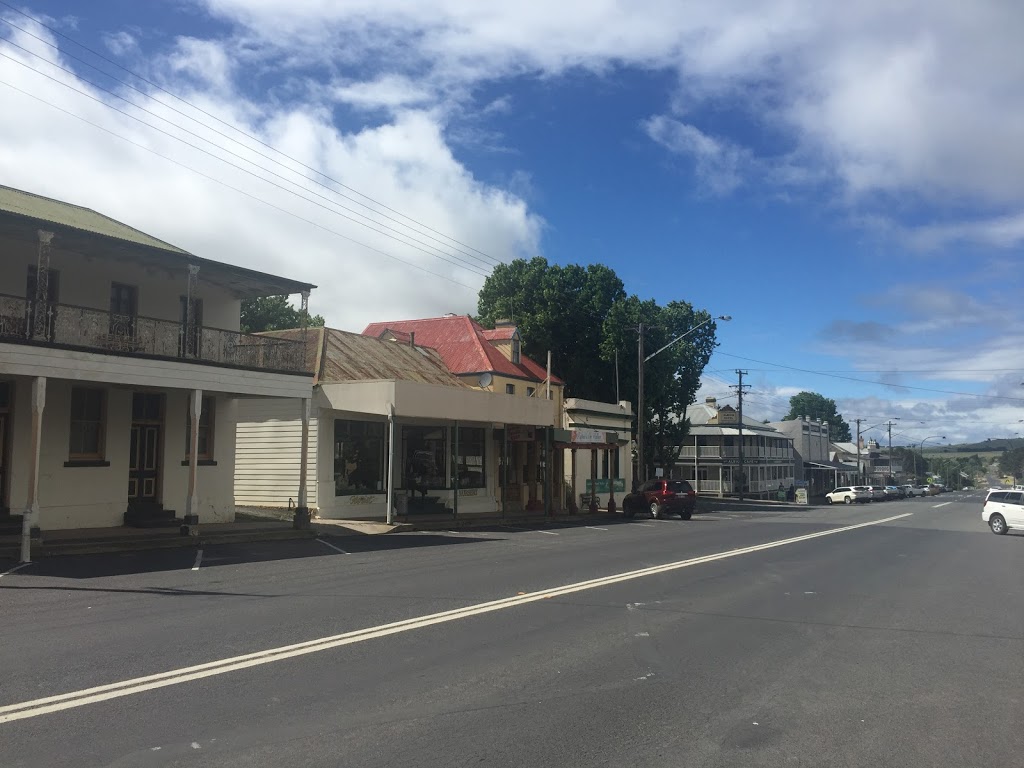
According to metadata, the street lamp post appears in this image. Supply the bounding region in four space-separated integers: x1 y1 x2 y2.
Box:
916 435 945 483
636 315 731 485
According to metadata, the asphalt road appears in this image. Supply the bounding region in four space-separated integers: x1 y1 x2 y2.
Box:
2 491 1021 767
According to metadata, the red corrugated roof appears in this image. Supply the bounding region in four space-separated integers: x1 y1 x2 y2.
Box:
480 327 517 341
361 315 563 384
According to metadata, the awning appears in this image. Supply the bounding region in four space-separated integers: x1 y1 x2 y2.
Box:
805 460 858 471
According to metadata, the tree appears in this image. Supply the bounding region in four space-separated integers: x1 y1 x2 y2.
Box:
783 392 852 442
240 295 324 333
476 257 626 401
600 296 718 481
998 447 1024 479
477 258 720 482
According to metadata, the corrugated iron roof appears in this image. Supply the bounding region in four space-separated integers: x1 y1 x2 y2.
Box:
362 315 564 384
262 327 468 387
481 327 517 341
0 184 190 254
0 185 316 298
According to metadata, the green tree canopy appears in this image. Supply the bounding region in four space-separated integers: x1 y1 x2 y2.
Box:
476 257 626 401
998 446 1024 479
240 295 324 333
783 391 852 442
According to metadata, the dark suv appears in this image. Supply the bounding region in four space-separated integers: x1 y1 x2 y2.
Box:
623 479 696 520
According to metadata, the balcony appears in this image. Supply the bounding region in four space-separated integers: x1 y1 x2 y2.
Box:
0 294 308 375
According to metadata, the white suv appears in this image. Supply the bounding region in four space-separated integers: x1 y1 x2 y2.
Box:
982 489 1024 535
826 487 868 505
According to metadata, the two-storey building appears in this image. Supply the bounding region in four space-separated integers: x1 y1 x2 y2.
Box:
0 186 315 558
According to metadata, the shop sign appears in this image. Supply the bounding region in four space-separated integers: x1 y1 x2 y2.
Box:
571 428 605 444
795 488 809 504
585 478 626 493
507 426 536 442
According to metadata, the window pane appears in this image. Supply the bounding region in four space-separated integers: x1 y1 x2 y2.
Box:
69 388 104 458
403 425 448 490
335 419 386 496
457 427 485 488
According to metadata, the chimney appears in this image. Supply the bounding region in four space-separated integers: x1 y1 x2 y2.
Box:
494 319 516 328
705 396 718 407
410 331 415 348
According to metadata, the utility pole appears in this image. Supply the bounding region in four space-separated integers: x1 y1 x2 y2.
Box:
732 370 750 500
636 322 645 486
855 418 864 484
885 420 900 482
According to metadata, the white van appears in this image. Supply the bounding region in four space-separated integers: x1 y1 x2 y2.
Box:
982 489 1024 535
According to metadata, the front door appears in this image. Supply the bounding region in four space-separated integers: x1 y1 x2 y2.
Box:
0 382 9 509
128 393 163 505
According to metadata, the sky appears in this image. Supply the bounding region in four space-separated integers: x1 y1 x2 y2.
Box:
1 1 1023 446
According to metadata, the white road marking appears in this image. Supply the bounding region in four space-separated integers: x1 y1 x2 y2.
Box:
534 529 559 536
190 550 203 571
0 562 30 579
932 502 952 508
0 512 912 725
585 526 609 531
317 538 350 555
631 523 655 527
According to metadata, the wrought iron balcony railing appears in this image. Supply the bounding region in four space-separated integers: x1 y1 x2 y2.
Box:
0 293 309 374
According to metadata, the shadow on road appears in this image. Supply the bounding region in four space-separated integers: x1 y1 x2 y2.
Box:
0 533 497 581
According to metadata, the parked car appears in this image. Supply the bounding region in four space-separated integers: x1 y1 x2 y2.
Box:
869 485 887 501
884 485 904 499
907 485 929 497
982 489 1024 535
825 487 870 505
622 479 696 519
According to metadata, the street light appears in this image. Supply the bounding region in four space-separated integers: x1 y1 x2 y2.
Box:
915 435 945 483
637 314 731 485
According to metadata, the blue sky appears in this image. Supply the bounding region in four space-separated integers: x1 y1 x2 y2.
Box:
2 1 1023 444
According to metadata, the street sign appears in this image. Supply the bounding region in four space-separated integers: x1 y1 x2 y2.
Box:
571 428 604 444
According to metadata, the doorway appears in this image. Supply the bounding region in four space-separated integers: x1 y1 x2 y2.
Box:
0 382 9 510
128 393 163 507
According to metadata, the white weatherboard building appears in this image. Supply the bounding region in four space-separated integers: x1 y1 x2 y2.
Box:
235 328 559 520
0 186 315 551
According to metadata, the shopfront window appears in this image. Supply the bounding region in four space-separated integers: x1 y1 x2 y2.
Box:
334 419 386 496
403 425 448 492
457 427 486 488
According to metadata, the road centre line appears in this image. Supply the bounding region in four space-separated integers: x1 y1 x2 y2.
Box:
316 538 350 555
585 526 609 531
191 550 203 571
0 512 912 725
932 502 953 508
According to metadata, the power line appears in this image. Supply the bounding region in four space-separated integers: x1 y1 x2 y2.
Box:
0 78 479 290
716 351 1024 404
0 48 493 280
0 3 504 269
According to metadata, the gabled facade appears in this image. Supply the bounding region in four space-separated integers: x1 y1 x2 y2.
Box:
0 186 315 549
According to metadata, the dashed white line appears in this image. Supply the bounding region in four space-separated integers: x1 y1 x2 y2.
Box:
317 538 350 555
534 529 559 536
0 562 30 579
631 523 655 527
190 550 203 571
932 502 953 508
0 511 913 724
585 526 609 531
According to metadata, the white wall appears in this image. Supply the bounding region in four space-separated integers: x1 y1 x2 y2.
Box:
234 397 317 509
5 377 238 529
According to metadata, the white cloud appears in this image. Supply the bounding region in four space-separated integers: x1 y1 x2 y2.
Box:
102 30 138 57
0 15 541 329
643 116 748 195
190 0 1024 245
332 75 434 111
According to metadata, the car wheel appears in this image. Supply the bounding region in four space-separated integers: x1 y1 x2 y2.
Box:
679 511 692 520
989 514 1008 535
649 501 661 519
827 497 834 505
844 496 853 505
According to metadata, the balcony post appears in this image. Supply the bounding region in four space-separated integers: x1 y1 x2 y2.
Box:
20 376 45 563
184 264 199 358
32 231 54 340
181 388 201 536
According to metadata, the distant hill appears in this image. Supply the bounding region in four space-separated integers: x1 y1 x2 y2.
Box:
929 438 1022 453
